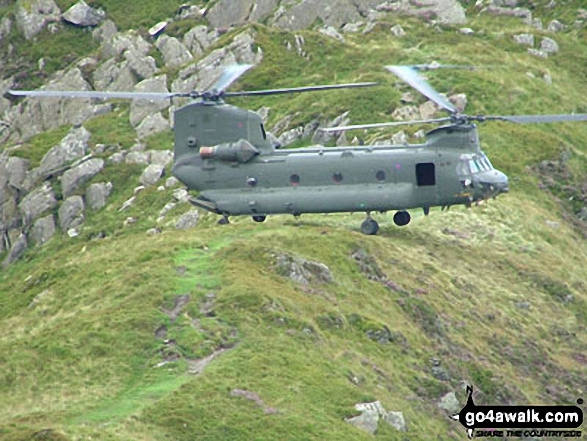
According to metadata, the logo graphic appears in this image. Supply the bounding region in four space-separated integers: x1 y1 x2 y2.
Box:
451 385 583 439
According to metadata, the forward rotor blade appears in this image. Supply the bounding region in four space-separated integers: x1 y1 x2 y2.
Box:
385 65 457 114
223 82 378 97
321 117 452 132
210 64 254 93
487 113 587 124
8 90 178 100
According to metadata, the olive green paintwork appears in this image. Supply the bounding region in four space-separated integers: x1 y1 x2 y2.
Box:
172 102 509 218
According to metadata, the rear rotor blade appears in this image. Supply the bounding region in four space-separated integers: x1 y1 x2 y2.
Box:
209 64 254 93
224 82 378 97
487 113 587 124
321 117 452 132
385 65 457 114
8 90 178 100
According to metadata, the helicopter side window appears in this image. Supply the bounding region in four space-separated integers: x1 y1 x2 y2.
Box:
290 174 300 186
469 159 480 174
416 163 436 186
260 124 267 140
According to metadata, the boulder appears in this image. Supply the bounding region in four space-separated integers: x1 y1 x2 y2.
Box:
39 126 91 177
58 196 84 231
93 59 137 92
150 150 173 167
206 0 278 28
136 113 169 139
514 33 534 46
0 16 11 44
383 411 407 432
183 25 220 55
540 37 559 53
19 182 58 225
125 151 151 165
100 30 151 60
31 214 56 246
129 76 170 127
15 0 61 40
438 392 461 415
155 35 193 68
2 233 27 268
273 252 333 285
547 19 565 32
125 51 157 81
7 157 29 189
92 19 117 43
62 0 106 27
85 182 112 210
140 164 165 186
61 158 105 198
175 210 199 230
391 24 406 37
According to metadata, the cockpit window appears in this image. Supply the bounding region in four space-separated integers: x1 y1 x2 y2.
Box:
260 124 267 140
469 159 480 173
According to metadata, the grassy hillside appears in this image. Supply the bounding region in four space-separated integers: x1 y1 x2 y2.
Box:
1 2 587 440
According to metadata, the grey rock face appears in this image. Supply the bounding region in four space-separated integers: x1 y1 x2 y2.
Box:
101 31 151 60
125 151 151 165
207 0 278 28
136 113 169 139
58 196 84 231
175 210 199 230
319 26 345 42
15 0 61 40
61 158 105 198
62 0 106 27
438 392 461 414
86 182 112 210
514 33 534 46
92 19 117 43
150 150 173 167
183 25 220 55
129 76 170 127
172 30 263 94
19 182 58 225
547 19 565 32
155 36 193 68
347 409 380 434
2 233 27 267
273 252 333 285
540 37 559 53
384 411 407 432
31 214 56 246
6 69 110 142
140 164 165 186
39 126 91 177
7 157 29 189
93 59 137 92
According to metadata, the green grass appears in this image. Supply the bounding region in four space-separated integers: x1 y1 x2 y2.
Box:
2 6 587 441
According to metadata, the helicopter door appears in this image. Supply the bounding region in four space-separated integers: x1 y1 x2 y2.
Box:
414 162 438 206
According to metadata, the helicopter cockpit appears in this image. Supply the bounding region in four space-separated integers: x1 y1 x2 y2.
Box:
458 153 508 199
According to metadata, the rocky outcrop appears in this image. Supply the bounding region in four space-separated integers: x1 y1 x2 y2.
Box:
346 401 407 434
39 126 91 177
273 252 333 285
19 182 58 226
183 25 220 56
129 76 170 127
58 196 84 232
136 113 169 139
155 35 193 68
31 214 56 246
61 158 105 198
175 210 199 230
172 30 263 94
2 234 27 268
62 0 106 27
6 69 111 142
140 164 165 187
86 182 112 210
15 0 61 40
206 0 278 28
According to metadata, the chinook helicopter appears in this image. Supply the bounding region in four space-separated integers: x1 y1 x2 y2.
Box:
10 64 587 235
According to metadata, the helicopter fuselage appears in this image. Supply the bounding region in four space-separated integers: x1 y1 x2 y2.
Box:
172 103 509 219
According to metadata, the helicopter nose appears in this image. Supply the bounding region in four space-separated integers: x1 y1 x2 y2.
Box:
474 170 508 198
492 170 509 194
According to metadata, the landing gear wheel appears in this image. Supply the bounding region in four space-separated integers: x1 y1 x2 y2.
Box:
218 216 230 225
393 211 411 226
252 215 266 223
360 218 379 235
